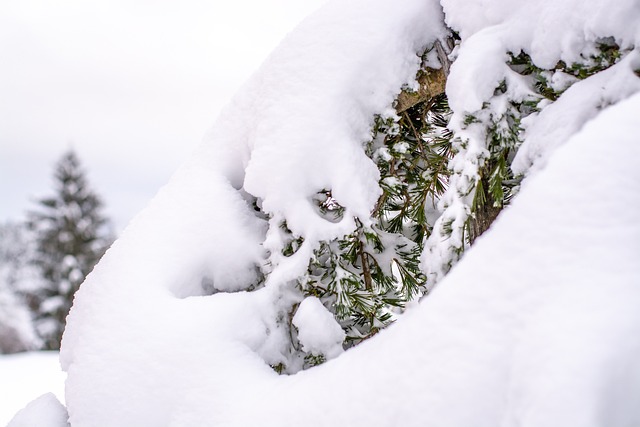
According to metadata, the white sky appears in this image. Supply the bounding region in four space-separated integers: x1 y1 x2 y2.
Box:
0 0 325 232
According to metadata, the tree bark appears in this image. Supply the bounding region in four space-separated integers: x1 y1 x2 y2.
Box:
395 67 447 113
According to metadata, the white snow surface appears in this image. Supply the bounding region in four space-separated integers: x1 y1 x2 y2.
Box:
38 0 640 426
0 352 66 427
6 393 68 427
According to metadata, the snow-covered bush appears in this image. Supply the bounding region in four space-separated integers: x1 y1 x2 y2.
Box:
13 0 639 425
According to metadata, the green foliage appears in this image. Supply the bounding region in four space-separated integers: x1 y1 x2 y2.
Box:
373 94 453 243
288 90 454 349
278 38 626 368
510 39 624 102
470 81 524 215
304 353 326 367
463 41 624 242
270 362 286 374
424 38 628 287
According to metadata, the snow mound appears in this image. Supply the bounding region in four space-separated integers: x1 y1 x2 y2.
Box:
6 393 68 427
292 296 345 360
0 352 65 427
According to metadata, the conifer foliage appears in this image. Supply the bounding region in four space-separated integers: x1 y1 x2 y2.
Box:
272 38 634 370
27 150 111 350
423 39 631 284
277 52 455 369
295 93 452 352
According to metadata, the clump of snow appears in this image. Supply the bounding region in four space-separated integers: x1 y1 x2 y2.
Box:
292 297 345 360
442 0 640 70
6 393 68 427
0 352 66 427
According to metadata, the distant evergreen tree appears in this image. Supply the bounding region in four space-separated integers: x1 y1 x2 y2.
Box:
27 150 112 350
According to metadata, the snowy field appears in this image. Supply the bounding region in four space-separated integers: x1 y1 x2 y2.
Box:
0 352 65 427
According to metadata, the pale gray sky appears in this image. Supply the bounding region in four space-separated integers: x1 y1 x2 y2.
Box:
0 0 324 231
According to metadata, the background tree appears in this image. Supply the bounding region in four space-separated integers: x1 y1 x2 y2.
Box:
0 222 40 353
27 150 112 350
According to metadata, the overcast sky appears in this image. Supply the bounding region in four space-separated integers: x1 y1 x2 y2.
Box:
0 0 324 232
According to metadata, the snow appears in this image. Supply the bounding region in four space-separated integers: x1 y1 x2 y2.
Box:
292 296 345 360
513 50 640 175
170 85 640 427
56 89 640 426
8 0 638 425
423 0 640 284
6 393 68 427
441 0 640 169
442 0 640 68
188 0 449 299
0 352 66 427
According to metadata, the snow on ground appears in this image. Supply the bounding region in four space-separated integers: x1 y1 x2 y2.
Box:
0 352 65 427
6 393 67 427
